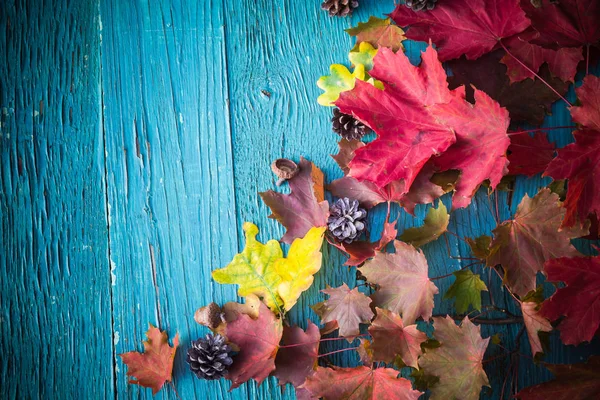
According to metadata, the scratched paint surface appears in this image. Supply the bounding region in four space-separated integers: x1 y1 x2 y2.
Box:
1 0 599 399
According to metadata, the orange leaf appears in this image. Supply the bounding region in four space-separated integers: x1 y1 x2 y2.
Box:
120 324 179 395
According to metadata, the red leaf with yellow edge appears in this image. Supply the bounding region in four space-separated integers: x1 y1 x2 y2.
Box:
301 366 423 400
224 302 283 389
368 308 427 368
120 324 179 395
390 0 530 61
540 255 600 345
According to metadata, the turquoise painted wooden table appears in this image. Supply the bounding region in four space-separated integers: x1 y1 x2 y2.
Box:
1 0 599 399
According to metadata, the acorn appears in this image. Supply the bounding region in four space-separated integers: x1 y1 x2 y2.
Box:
271 158 299 186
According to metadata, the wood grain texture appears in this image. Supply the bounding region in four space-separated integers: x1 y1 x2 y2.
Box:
0 0 113 398
1 0 599 399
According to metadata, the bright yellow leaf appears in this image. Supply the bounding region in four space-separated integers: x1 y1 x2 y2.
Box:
212 222 285 312
275 226 326 311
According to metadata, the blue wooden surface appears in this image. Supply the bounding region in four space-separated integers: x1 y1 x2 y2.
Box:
1 0 599 399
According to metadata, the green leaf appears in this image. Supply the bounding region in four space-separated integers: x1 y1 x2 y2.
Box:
400 202 449 247
466 235 492 260
317 64 366 106
346 16 406 52
349 42 378 71
521 286 544 304
444 270 488 314
410 368 440 392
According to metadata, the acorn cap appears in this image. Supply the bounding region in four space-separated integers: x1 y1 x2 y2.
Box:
271 158 299 185
194 302 224 331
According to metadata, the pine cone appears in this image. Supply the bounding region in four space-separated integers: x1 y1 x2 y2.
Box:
331 108 371 140
321 0 359 17
328 197 368 243
186 334 233 380
405 0 438 11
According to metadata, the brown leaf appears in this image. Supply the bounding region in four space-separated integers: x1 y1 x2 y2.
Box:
260 158 328 243
274 322 320 392
487 188 588 297
120 324 179 395
318 283 374 339
368 308 427 368
224 302 283 389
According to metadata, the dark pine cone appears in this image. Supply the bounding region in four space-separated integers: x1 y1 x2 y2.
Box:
186 334 233 380
328 197 368 243
321 0 359 17
331 108 371 140
405 0 438 11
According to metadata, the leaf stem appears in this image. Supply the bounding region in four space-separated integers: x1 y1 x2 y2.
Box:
434 314 523 325
507 126 577 136
318 347 358 358
500 40 572 107
430 260 483 280
169 381 182 400
279 335 368 349
586 44 590 75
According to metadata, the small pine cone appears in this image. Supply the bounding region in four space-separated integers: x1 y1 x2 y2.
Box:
321 0 359 17
328 197 368 243
186 334 233 380
331 108 370 140
405 0 438 11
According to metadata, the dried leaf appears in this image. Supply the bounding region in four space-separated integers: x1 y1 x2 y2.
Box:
346 16 406 52
120 325 179 395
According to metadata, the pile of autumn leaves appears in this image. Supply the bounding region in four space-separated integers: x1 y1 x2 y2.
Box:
120 0 600 399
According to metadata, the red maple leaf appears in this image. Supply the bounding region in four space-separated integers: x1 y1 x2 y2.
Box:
337 45 456 192
501 34 583 83
260 158 329 243
318 283 375 338
520 0 600 49
540 255 600 345
338 45 510 208
274 322 320 398
544 130 600 227
225 302 283 389
390 0 530 61
301 366 423 400
570 75 600 131
120 324 179 395
516 356 600 400
507 132 556 176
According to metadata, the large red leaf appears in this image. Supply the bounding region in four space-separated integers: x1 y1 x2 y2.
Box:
570 75 600 131
521 0 600 49
301 366 423 400
260 158 329 243
448 50 569 126
507 132 556 176
540 255 600 345
487 189 587 297
225 302 283 389
337 45 456 192
501 35 582 83
338 45 510 208
516 356 600 400
390 0 530 61
431 87 510 209
274 322 320 398
120 325 179 395
544 130 600 227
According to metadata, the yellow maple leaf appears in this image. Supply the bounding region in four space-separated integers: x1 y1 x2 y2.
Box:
212 222 285 312
212 223 325 313
275 226 326 311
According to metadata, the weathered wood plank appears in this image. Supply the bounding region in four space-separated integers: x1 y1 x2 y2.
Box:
99 0 245 398
0 0 113 398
